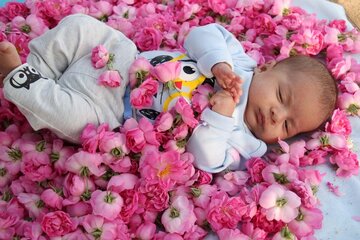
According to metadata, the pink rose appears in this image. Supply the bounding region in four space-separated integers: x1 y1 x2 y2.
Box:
174 97 198 128
125 127 146 153
330 149 359 177
41 189 63 210
154 112 174 132
3 2 29 20
134 27 163 51
41 211 75 237
91 45 109 69
128 57 153 88
325 109 352 136
80 123 109 153
140 77 159 95
130 87 153 109
246 157 268 184
151 60 181 83
138 179 170 212
20 152 52 182
98 70 122 87
90 190 124 221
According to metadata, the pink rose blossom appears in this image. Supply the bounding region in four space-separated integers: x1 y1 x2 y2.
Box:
329 149 359 177
138 179 170 212
174 97 198 128
154 112 174 132
91 44 109 69
151 61 181 83
134 27 163 51
241 222 267 240
262 163 299 185
191 184 217 208
136 222 156 240
246 157 268 184
2 2 29 21
80 123 109 153
207 191 247 231
338 90 360 116
128 57 153 88
328 56 352 79
290 180 317 208
12 14 49 39
20 152 52 182
325 109 352 136
81 215 118 240
130 87 154 109
88 1 113 20
191 84 214 113
40 189 63 210
259 184 301 223
90 190 124 221
64 173 95 197
98 70 122 87
161 196 196 234
41 211 74 237
107 173 139 193
288 206 323 238
65 151 105 177
269 0 291 16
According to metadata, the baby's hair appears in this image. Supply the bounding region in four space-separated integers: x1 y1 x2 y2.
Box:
274 55 338 126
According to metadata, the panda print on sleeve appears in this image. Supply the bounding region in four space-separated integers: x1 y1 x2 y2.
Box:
9 64 48 90
137 51 215 121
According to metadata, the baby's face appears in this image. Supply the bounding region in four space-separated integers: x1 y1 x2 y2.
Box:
244 62 324 144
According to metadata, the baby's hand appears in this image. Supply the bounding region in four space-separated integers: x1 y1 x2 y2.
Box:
210 90 236 117
211 62 243 103
0 41 22 87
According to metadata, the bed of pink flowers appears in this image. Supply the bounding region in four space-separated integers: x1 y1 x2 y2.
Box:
0 0 360 239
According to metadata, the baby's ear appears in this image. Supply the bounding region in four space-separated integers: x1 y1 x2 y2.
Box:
255 60 277 73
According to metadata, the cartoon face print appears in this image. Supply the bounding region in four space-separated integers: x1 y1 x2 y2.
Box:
9 65 46 90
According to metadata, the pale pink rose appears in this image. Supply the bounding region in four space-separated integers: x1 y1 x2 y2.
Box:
82 215 120 240
269 0 291 16
80 123 109 153
217 228 249 240
161 196 196 234
326 44 344 62
208 0 226 14
288 206 323 237
91 44 109 69
292 29 324 55
20 152 52 182
65 202 92 217
113 3 136 20
125 127 146 153
298 169 325 187
154 112 174 132
137 179 170 212
324 26 341 45
136 222 156 240
107 173 139 193
172 123 189 140
163 139 186 154
90 190 124 221
207 191 247 230
41 211 74 237
98 70 122 87
0 162 12 188
99 132 128 156
276 139 306 166
107 16 134 38
65 151 105 177
306 132 347 151
40 189 63 210
88 1 113 20
325 109 352 136
300 149 328 166
140 77 159 95
329 149 359 177
0 211 18 239
174 97 198 128
71 4 89 15
259 184 301 223
246 157 268 184
176 2 201 22
151 61 181 84
128 57 153 88
183 225 208 239
51 139 75 174
134 27 163 51
191 184 217 208
224 170 250 186
290 180 317 208
139 147 194 185
12 14 49 39
328 56 352 79
64 173 95 197
338 90 360 116
130 87 154 109
191 84 214 113
262 163 299 185
241 222 267 240
340 78 360 93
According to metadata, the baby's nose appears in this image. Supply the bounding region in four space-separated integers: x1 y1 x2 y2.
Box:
271 107 287 125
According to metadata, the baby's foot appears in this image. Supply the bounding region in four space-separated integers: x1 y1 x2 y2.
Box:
0 42 22 78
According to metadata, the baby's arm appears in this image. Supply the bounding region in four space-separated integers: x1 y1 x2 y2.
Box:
184 23 256 102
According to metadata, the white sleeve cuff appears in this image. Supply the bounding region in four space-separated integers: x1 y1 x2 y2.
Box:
201 108 234 132
197 50 234 78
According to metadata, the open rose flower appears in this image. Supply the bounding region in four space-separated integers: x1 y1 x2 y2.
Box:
41 211 75 237
90 190 124 221
98 70 122 87
151 61 181 84
259 184 301 223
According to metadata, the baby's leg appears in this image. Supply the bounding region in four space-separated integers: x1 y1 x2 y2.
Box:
0 42 22 81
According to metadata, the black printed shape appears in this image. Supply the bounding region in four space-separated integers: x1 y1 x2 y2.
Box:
139 109 161 120
203 77 216 87
150 55 173 66
9 66 45 90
